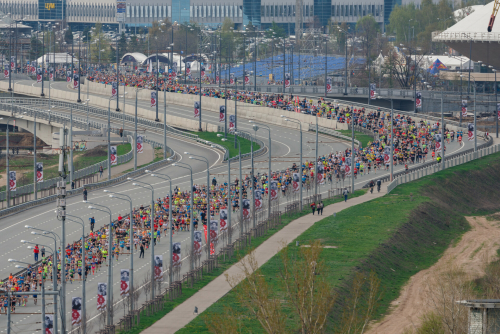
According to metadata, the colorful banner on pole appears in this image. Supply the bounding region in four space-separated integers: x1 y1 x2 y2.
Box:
317 165 325 185
151 91 157 107
186 62 191 76
194 231 202 256
415 92 422 109
219 105 225 122
154 255 163 281
37 68 42 83
71 297 82 326
370 83 376 100
242 198 250 220
497 103 500 121
171 62 177 79
285 73 290 88
326 77 332 93
468 123 474 141
229 115 235 132
10 56 15 69
73 74 79 89
434 133 442 151
215 71 219 84
230 73 235 85
97 283 107 310
173 242 181 267
200 64 205 78
49 67 54 81
9 171 16 191
110 146 117 166
136 135 143 154
244 75 249 85
36 162 43 182
111 82 117 97
220 209 228 232
210 219 219 243
292 174 299 193
255 189 262 210
462 100 467 117
3 67 9 79
45 314 54 334
194 101 200 118
120 269 130 296
66 70 71 82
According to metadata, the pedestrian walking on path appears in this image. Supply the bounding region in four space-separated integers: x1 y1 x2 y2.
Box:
343 188 349 202
310 202 316 215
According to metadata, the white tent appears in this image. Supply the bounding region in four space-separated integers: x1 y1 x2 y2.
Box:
37 53 79 64
422 55 470 71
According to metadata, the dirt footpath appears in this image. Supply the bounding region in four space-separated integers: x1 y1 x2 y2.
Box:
366 216 500 334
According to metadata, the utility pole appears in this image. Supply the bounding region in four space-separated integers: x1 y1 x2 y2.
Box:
56 126 67 334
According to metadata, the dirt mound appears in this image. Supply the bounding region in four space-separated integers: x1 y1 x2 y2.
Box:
82 146 107 157
366 216 500 333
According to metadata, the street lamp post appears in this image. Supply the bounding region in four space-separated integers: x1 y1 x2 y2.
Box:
250 121 271 218
221 135 243 231
105 191 135 312
107 95 113 180
169 163 195 267
65 214 87 334
87 202 114 326
129 179 157 296
282 117 303 209
186 153 211 251
4 116 23 207
147 171 173 283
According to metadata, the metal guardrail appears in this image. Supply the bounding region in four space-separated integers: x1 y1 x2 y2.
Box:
387 142 499 193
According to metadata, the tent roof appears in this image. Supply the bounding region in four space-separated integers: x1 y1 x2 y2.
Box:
121 53 147 63
36 53 79 64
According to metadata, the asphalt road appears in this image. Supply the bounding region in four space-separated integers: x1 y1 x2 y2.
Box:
0 79 471 334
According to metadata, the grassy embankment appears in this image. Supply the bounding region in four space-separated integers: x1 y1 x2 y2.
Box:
177 151 500 333
117 189 368 334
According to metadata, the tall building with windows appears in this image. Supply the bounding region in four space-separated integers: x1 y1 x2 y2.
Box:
0 0 432 33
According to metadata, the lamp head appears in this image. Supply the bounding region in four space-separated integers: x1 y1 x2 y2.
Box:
88 205 94 209
217 134 223 137
31 231 37 235
20 240 27 243
145 170 151 173
25 225 32 229
15 265 25 269
109 195 114 198
127 177 133 180
103 190 109 193
184 151 190 154
8 259 15 262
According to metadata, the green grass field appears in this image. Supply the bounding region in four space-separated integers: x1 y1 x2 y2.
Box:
192 132 261 159
337 129 374 148
1 143 131 191
118 190 367 334
177 151 500 333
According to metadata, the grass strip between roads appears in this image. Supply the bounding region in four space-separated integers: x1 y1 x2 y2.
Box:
177 151 500 333
192 132 261 159
337 129 374 148
117 189 367 334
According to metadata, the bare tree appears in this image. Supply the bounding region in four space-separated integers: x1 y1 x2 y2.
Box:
336 270 383 334
225 250 287 334
426 264 474 334
280 240 338 334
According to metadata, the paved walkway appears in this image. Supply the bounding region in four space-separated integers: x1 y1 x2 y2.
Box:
143 187 388 334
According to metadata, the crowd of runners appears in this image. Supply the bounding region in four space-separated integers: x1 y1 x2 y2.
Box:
0 70 458 311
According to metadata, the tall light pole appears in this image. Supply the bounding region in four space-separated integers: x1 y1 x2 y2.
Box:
186 153 211 251
147 171 173 283
105 191 135 312
221 135 243 231
376 94 394 181
129 179 156 296
65 215 87 334
249 121 271 218
282 116 303 209
170 162 195 267
87 202 113 326
3 116 22 207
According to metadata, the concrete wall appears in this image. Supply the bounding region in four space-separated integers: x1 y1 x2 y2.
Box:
0 81 219 133
86 81 347 132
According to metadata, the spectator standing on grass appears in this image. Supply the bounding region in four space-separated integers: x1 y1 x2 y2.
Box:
343 188 349 202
